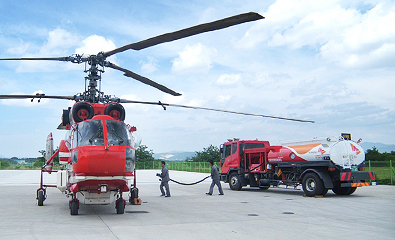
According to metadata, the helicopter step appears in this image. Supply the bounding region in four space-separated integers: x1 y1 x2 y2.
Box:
76 191 117 205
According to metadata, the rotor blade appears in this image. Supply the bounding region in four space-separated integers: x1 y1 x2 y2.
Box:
105 62 181 96
0 57 70 61
0 94 76 100
118 99 314 123
103 12 264 57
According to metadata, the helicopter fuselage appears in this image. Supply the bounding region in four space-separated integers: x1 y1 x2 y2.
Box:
56 107 137 208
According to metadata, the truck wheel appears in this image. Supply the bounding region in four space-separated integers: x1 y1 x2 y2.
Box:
332 185 357 195
302 173 324 197
229 173 242 191
259 186 270 190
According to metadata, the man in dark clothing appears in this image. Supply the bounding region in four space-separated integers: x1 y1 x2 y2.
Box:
206 160 224 195
156 161 171 197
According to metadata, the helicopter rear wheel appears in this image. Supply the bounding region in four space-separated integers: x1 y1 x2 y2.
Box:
116 198 125 214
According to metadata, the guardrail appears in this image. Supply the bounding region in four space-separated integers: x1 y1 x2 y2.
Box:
366 160 395 185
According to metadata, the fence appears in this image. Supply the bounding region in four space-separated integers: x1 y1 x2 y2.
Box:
135 161 220 173
366 160 395 185
136 160 394 185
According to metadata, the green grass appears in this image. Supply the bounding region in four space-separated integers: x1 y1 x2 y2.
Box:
363 166 394 185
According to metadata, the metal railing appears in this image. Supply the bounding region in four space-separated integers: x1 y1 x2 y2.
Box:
366 160 395 185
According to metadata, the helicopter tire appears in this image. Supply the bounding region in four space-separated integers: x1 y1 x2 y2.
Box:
116 199 125 214
37 189 44 206
70 200 79 215
72 102 94 122
105 103 125 121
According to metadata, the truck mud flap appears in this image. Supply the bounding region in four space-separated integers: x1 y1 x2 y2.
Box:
220 175 227 182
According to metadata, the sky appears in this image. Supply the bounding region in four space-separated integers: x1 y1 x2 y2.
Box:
0 0 394 158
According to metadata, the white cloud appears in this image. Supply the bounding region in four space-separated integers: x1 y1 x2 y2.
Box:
6 42 30 55
216 74 240 85
140 56 159 74
320 2 395 68
45 28 80 53
269 5 360 49
217 95 231 102
237 0 395 70
15 28 80 72
171 43 217 74
75 35 116 55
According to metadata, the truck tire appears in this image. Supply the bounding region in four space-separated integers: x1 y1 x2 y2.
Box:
229 173 242 191
332 185 357 195
302 173 324 197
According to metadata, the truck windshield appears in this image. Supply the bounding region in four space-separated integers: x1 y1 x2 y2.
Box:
245 143 265 149
106 120 132 146
75 120 104 146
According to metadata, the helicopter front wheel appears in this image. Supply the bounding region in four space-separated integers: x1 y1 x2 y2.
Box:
70 199 79 215
37 189 45 206
116 198 125 214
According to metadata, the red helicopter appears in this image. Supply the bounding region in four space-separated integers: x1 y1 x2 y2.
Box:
0 12 314 215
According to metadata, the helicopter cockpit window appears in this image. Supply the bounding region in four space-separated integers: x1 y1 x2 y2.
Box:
64 130 72 149
106 120 132 146
74 120 104 146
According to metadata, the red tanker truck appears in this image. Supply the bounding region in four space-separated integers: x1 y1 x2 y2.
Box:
220 133 376 196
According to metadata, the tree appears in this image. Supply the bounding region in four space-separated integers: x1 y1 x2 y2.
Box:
33 160 44 168
365 147 395 161
186 145 220 162
38 148 59 165
135 145 155 162
0 159 10 169
365 147 384 161
34 150 46 168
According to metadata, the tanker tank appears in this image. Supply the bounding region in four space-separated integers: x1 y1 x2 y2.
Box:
267 135 365 169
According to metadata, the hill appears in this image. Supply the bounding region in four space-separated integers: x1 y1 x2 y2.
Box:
360 142 395 153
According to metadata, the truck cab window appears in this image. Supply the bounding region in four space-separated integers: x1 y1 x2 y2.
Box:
232 143 237 154
225 145 231 158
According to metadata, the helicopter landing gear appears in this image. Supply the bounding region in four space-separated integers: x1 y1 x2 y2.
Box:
37 188 46 206
116 192 126 214
116 198 125 214
69 196 79 216
129 187 141 205
129 170 142 205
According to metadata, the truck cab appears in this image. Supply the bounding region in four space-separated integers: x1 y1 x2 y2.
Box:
220 139 270 190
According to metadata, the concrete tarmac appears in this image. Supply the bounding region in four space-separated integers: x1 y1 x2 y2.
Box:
0 170 394 240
